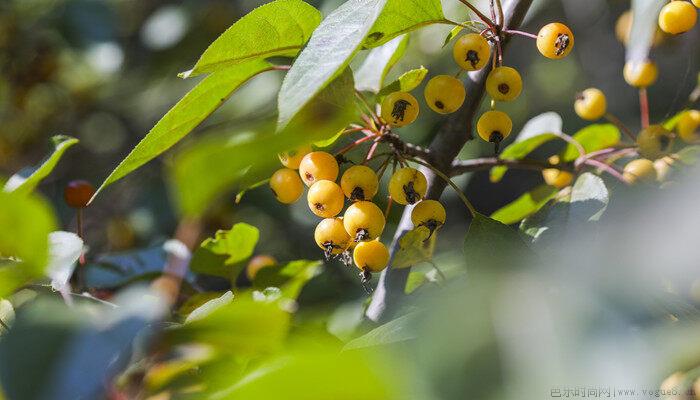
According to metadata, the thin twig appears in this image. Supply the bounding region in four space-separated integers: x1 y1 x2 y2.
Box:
503 29 537 39
553 132 586 157
583 159 628 184
605 113 636 141
456 0 495 29
407 158 477 217
495 0 505 27
639 88 650 129
450 157 564 176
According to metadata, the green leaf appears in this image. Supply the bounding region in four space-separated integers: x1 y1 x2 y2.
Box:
443 25 464 48
182 0 321 78
171 69 355 216
190 223 260 279
561 124 621 162
463 213 534 271
676 146 700 165
520 173 609 243
0 191 57 297
663 110 687 130
185 291 234 324
94 60 273 200
627 0 666 63
489 112 563 182
4 135 79 195
276 0 387 130
376 66 428 97
253 260 322 300
491 185 559 225
343 312 419 350
355 35 409 93
392 226 436 269
363 0 445 48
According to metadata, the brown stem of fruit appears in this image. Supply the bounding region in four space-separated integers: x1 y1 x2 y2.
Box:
365 0 534 323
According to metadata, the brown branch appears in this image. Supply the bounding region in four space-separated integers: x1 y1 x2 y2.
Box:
365 0 534 323
379 131 431 161
450 157 565 176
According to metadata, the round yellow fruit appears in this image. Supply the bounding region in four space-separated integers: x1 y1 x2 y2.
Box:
298 151 339 187
307 180 345 218
411 200 446 232
452 33 491 71
381 91 419 127
269 168 304 204
343 201 385 242
476 110 513 144
486 66 523 102
574 88 607 121
537 22 574 59
314 218 351 256
278 144 313 169
677 109 700 143
340 165 379 201
388 167 428 205
424 75 466 114
353 240 390 272
637 124 673 159
623 158 658 184
658 1 697 34
623 60 658 88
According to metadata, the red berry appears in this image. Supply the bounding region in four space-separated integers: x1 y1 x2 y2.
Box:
64 180 95 208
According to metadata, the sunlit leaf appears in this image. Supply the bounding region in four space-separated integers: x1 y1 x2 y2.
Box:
463 213 534 271
561 124 621 162
392 226 436 269
190 223 260 279
377 66 428 97
185 291 234 324
343 312 419 350
253 259 322 299
491 185 559 225
95 60 274 199
182 0 321 77
363 0 445 48
4 135 79 195
355 35 408 93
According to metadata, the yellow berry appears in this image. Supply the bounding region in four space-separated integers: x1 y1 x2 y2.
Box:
314 218 351 256
278 144 313 169
677 109 700 143
381 91 419 127
537 22 574 59
574 88 607 121
269 168 304 204
452 33 491 71
307 180 345 218
476 110 512 144
637 124 673 159
343 201 385 242
340 165 379 201
411 200 446 234
658 1 697 34
623 60 658 88
388 167 428 205
694 0 700 7
623 158 658 184
353 240 389 273
247 255 277 280
485 66 523 102
542 156 573 189
298 151 339 187
424 75 466 114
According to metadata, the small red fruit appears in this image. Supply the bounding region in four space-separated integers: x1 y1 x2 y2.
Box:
64 180 95 208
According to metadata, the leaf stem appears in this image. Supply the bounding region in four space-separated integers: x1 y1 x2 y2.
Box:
407 157 477 217
583 159 628 184
553 132 586 157
456 0 496 29
605 113 636 141
503 29 537 39
639 88 650 129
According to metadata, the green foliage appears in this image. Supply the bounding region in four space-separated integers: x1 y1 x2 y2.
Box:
253 260 322 299
377 66 428 97
463 213 534 271
0 191 57 297
491 185 559 225
521 173 609 242
276 0 388 130
344 312 419 350
190 223 260 279
561 124 621 162
363 0 445 48
355 35 409 93
392 226 436 269
182 0 321 78
171 69 356 216
4 135 78 195
95 60 274 199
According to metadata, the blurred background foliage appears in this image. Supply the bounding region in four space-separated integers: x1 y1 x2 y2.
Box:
1 0 700 399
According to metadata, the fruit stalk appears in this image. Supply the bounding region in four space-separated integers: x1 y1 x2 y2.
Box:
366 0 534 323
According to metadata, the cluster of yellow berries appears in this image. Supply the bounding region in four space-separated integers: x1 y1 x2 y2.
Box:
379 22 574 154
269 146 447 283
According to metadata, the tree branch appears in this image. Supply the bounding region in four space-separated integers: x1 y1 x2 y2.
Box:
365 0 534 323
450 157 564 176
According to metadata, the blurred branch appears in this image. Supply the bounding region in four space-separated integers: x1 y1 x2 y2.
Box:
450 157 563 176
365 0 534 323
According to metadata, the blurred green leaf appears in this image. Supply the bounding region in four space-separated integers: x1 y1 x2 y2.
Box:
276 0 387 130
663 110 687 130
463 213 533 271
442 25 464 48
363 0 445 48
676 146 700 165
377 66 428 97
521 173 609 243
172 69 355 216
0 191 57 297
190 223 259 279
95 60 274 199
393 226 436 269
253 259 322 300
561 124 620 162
344 312 419 350
355 35 408 93
185 291 234 323
182 0 321 78
627 0 666 63
166 294 291 356
4 135 78 195
491 185 559 225
490 112 563 182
